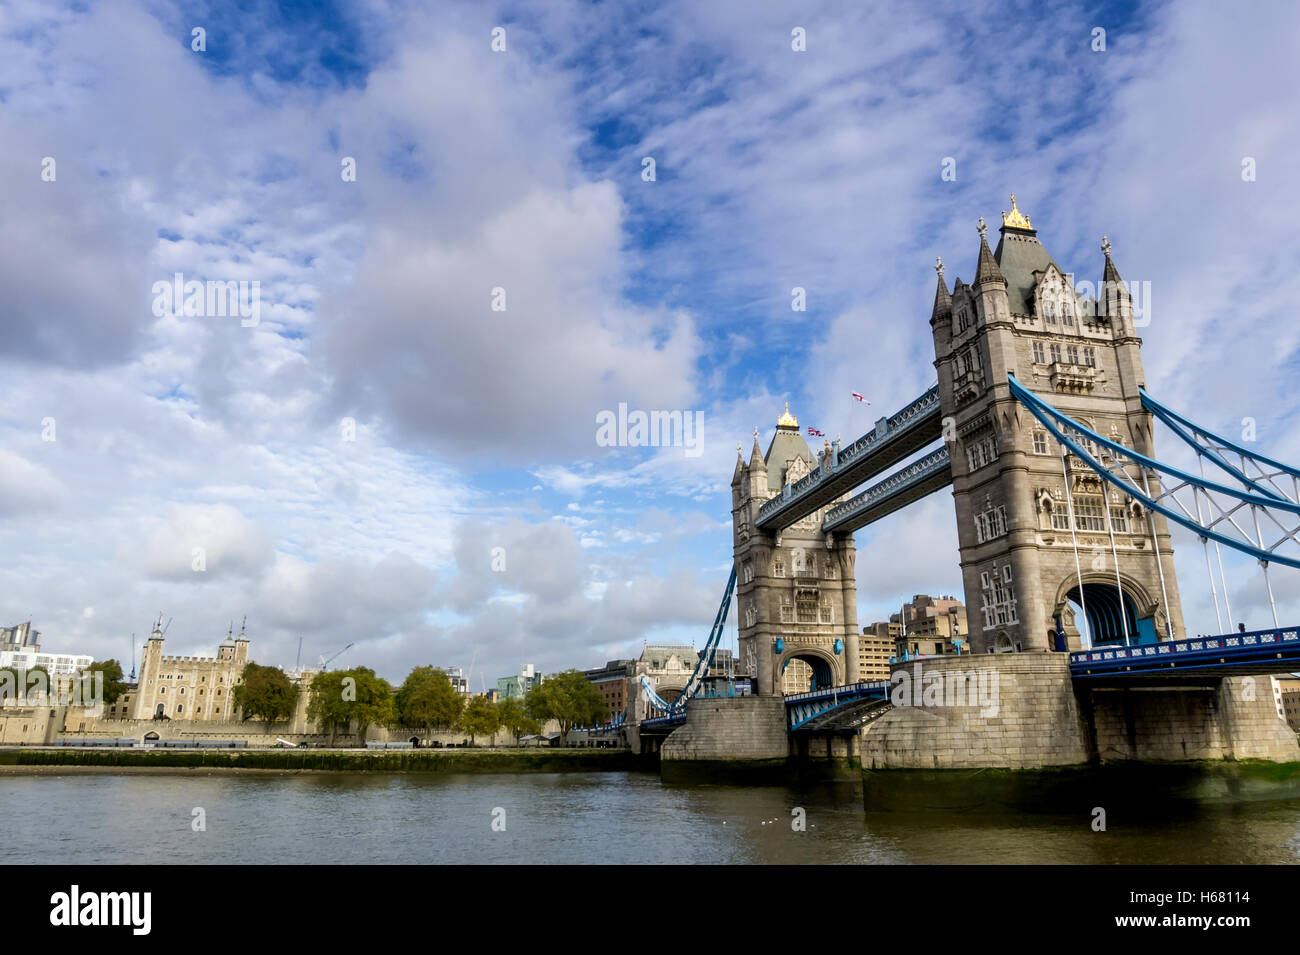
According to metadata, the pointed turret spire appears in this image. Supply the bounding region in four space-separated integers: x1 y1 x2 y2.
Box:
1101 235 1125 287
731 442 745 486
1100 235 1132 326
975 217 1005 287
930 256 952 324
749 427 764 469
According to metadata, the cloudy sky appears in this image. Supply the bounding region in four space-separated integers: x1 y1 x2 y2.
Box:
2 0 1298 685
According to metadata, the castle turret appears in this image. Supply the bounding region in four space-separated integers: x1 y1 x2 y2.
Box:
1101 236 1146 407
235 616 250 665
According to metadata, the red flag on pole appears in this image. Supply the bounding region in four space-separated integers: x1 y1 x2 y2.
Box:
851 393 870 404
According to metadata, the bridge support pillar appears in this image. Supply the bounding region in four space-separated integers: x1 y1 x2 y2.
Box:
862 654 1092 770
1083 677 1299 763
660 696 790 773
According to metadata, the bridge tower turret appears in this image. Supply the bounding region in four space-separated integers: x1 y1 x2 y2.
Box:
733 407 860 696
932 196 1184 653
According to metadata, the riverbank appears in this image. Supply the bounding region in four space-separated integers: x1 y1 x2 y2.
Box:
0 747 654 775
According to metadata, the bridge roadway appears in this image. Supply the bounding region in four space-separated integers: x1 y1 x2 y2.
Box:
639 626 1300 738
1069 626 1300 683
755 385 943 532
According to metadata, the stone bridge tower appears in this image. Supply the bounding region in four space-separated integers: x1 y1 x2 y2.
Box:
931 196 1184 654
732 406 860 695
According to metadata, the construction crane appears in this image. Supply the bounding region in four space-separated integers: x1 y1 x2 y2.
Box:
318 643 354 672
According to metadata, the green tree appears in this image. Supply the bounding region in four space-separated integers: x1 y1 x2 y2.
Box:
497 696 541 745
394 666 463 732
458 696 500 745
232 663 300 732
76 660 125 708
524 671 606 747
307 667 394 746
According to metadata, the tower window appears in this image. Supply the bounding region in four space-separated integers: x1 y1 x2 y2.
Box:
1044 301 1056 324
1051 504 1071 530
1032 341 1046 364
1066 345 1079 364
980 563 1019 630
1109 505 1129 533
1050 343 1062 363
965 435 999 472
1083 347 1096 367
773 558 785 577
1032 431 1049 454
1073 496 1107 531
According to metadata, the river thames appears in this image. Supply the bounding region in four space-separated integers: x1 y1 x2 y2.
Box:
5 771 1300 864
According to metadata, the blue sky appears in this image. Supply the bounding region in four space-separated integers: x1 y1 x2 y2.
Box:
2 0 1299 684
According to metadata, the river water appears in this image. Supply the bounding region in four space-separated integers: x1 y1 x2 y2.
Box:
4 771 1299 864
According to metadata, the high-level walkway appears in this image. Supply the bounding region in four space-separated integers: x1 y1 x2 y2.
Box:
755 386 944 532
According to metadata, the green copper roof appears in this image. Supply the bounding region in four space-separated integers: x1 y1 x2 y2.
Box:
994 226 1060 317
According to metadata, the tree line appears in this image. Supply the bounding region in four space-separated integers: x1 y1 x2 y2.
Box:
243 663 608 747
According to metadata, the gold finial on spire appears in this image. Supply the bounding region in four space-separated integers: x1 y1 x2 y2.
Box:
776 402 798 429
1001 193 1032 230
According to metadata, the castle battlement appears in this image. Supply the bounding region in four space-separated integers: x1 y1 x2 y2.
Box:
128 617 251 721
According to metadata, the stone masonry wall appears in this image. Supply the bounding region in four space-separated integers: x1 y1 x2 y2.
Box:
661 696 790 762
861 653 1092 769
1087 678 1299 763
0 707 62 745
1217 677 1300 761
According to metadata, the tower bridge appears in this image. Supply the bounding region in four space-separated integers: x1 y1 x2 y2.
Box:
630 196 1300 772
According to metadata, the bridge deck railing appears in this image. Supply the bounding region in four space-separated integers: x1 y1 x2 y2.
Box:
1069 626 1300 675
822 447 951 531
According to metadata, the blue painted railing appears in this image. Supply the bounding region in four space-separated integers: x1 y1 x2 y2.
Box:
1069 627 1300 677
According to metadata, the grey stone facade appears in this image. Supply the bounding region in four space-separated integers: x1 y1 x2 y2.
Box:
661 696 790 762
732 408 860 696
862 655 1300 768
861 654 1092 769
932 199 1184 653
